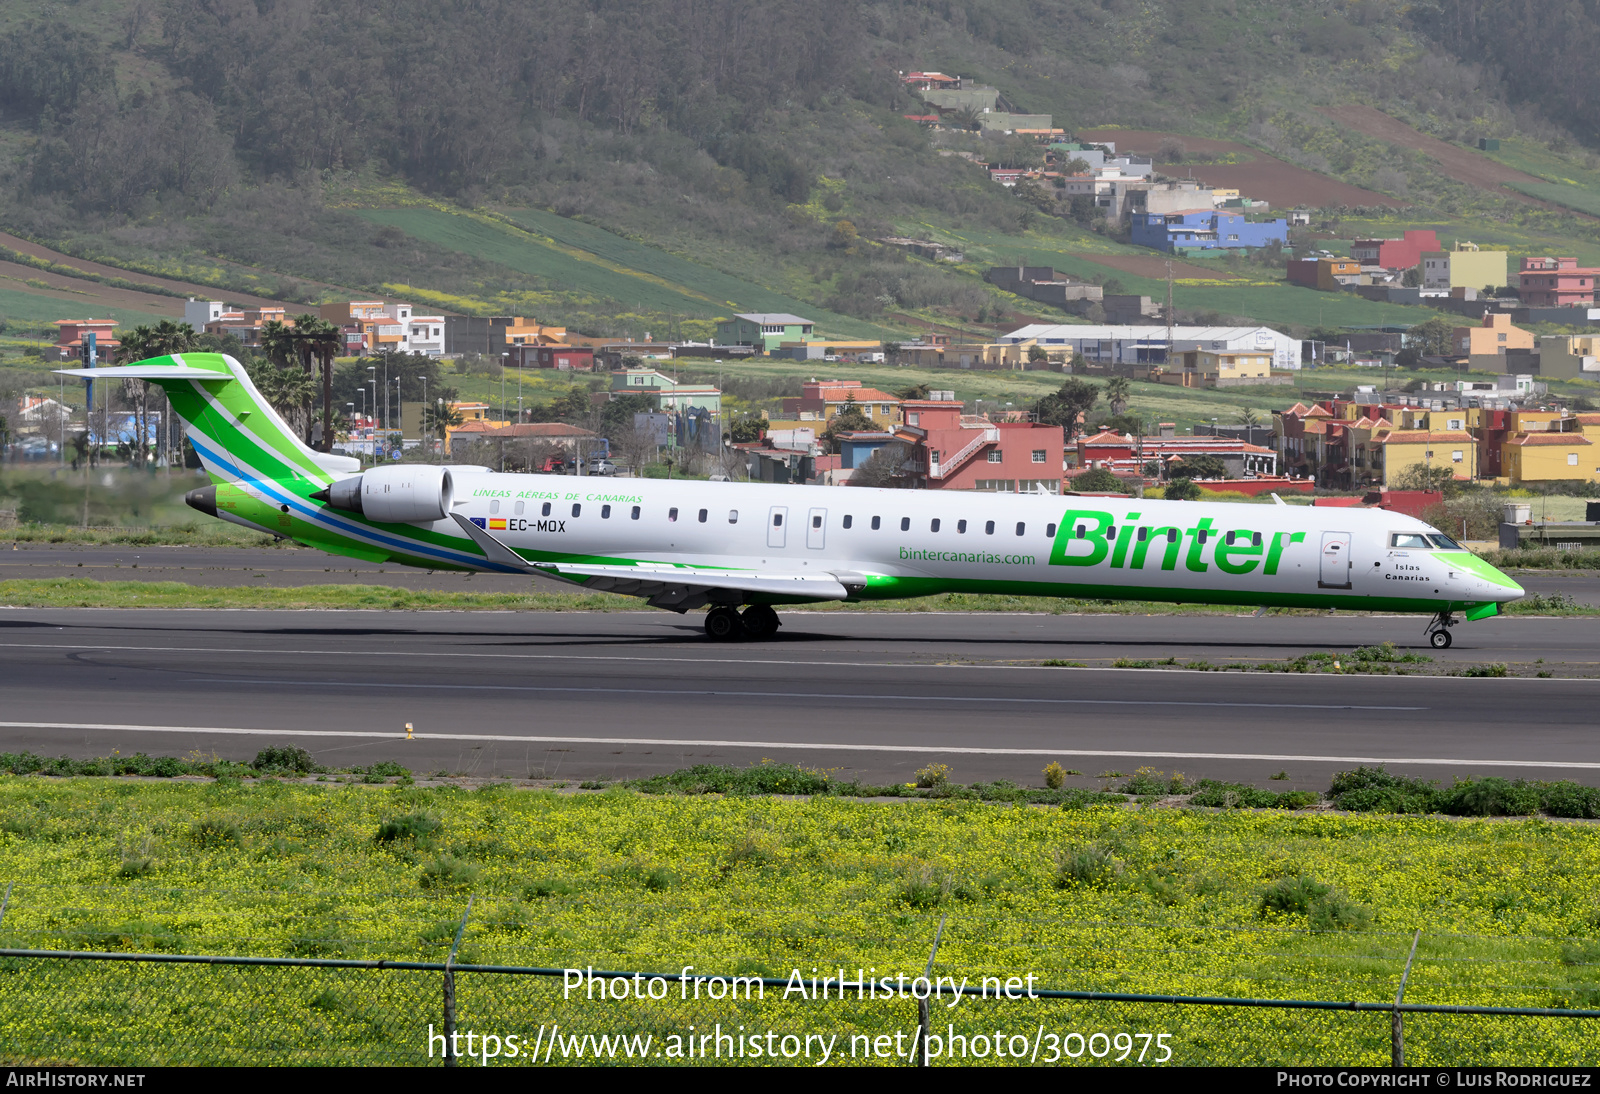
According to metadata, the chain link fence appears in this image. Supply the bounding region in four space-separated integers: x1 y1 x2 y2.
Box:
2 883 1598 1066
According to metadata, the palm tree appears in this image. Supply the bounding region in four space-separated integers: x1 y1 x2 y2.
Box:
1105 376 1132 415
289 316 342 450
259 320 296 371
244 354 318 439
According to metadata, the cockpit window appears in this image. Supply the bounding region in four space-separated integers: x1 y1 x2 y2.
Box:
1427 534 1463 550
1390 533 1433 549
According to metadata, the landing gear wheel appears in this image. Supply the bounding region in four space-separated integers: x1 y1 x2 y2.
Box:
1429 629 1453 650
741 605 781 641
705 605 743 641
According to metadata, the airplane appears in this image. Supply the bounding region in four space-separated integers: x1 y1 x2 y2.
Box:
58 354 1524 648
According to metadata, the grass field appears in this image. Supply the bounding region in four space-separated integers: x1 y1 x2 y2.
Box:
0 777 1597 1065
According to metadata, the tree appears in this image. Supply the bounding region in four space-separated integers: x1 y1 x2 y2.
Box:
1164 477 1202 501
1406 316 1456 358
1095 413 1144 436
895 383 930 401
1393 462 1458 495
1032 378 1099 439
1104 375 1131 414
1236 407 1262 426
423 400 463 439
1170 453 1227 479
1402 265 1423 288
850 441 914 488
730 414 765 443
1069 467 1125 493
1027 344 1049 364
822 394 873 451
244 354 317 439
292 316 343 450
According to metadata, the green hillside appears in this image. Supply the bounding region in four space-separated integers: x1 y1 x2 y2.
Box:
5 0 1600 342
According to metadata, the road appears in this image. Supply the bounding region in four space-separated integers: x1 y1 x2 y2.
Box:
0 608 1595 792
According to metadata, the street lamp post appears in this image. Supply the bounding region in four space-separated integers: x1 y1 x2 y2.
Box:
420 376 428 460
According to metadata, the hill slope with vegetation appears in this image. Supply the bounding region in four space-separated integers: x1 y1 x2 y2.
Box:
2 1 1600 341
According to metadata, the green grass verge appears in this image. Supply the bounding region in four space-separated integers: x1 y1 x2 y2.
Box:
1 523 279 547
0 772 1597 1065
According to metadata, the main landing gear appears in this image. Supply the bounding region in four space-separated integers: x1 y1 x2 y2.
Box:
704 604 782 642
1425 610 1458 650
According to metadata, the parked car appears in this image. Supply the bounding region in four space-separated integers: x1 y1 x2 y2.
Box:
589 458 617 476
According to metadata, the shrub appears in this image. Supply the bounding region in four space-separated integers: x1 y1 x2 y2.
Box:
523 878 575 899
1260 875 1332 917
189 819 241 849
1454 663 1509 678
1055 845 1122 887
1123 767 1170 795
1327 767 1438 813
375 811 443 846
1543 782 1600 819
253 746 316 774
1189 781 1289 808
914 763 951 789
1308 891 1374 932
899 862 951 908
116 857 154 879
1436 777 1542 817
1043 762 1066 790
419 855 479 891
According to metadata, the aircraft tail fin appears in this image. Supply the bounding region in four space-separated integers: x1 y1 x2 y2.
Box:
56 353 358 486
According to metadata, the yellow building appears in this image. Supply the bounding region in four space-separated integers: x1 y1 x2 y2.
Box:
1160 349 1273 387
504 319 567 347
1539 335 1600 381
1374 429 1476 485
1503 432 1600 483
1451 312 1533 357
1422 241 1508 292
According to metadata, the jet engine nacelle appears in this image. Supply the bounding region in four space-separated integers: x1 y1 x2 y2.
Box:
317 465 455 525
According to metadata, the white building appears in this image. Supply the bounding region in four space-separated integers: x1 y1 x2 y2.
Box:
405 313 446 356
184 299 225 330
1003 324 1303 371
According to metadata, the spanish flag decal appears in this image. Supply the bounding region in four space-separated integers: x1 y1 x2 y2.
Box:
489 518 508 530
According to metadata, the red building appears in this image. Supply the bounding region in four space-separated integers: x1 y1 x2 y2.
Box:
1518 256 1600 308
52 318 119 361
511 344 595 370
1350 230 1440 271
893 399 1064 492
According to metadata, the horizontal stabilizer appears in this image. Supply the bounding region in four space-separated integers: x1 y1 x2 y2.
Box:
55 365 231 380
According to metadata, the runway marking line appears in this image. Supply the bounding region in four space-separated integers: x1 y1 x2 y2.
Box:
0 721 1594 771
0 641 1591 680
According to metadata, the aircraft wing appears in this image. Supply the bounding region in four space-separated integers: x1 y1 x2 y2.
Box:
450 513 852 609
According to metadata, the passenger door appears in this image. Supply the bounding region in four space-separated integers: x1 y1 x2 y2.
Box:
767 506 788 549
806 508 827 550
1318 531 1352 589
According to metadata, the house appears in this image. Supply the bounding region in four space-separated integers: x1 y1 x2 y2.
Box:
889 398 1064 492
399 308 446 357
1374 430 1476 485
1003 323 1302 372
1451 312 1534 366
51 319 119 361
1518 257 1600 308
984 266 1104 311
1159 348 1274 387
511 344 595 371
1287 257 1366 291
1124 181 1217 220
1075 429 1279 479
1350 230 1440 272
901 71 960 91
1539 335 1600 381
714 313 815 353
1130 210 1288 254
184 300 226 330
1502 432 1600 484
609 368 722 414
1059 167 1153 217
780 379 901 427
1422 241 1507 293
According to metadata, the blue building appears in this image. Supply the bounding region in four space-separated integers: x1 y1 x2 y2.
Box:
1131 211 1288 254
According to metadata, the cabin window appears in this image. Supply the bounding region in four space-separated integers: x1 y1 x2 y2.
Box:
1167 529 1178 543
901 517 910 531
729 510 738 524
930 518 941 532
541 502 551 517
1226 532 1236 546
631 506 640 520
668 507 678 522
1252 532 1262 547
871 516 881 530
1197 530 1209 544
514 500 525 516
773 513 783 527
1016 522 1026 536
1076 524 1086 539
698 508 708 523
1137 527 1148 541
957 519 967 533
1046 523 1057 537
601 505 611 519
1106 525 1114 540
813 514 823 529
489 500 500 514
985 520 995 535
843 515 853 529
572 504 581 517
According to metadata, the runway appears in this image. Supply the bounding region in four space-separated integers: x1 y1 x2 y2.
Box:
0 608 1595 791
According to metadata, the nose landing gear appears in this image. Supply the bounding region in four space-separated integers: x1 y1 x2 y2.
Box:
703 604 783 641
1425 611 1457 650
